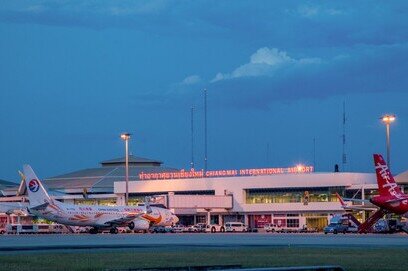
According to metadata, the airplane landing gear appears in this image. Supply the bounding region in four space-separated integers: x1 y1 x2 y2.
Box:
89 228 98 234
128 221 135 230
110 227 118 234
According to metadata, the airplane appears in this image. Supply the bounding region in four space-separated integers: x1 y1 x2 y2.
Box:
357 154 408 233
335 192 377 211
0 202 29 215
22 164 178 234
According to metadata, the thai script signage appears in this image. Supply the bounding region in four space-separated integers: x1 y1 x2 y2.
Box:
139 165 313 180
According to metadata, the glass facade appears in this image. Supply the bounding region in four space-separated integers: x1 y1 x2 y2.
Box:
286 219 299 228
245 187 344 204
174 190 215 195
128 196 146 206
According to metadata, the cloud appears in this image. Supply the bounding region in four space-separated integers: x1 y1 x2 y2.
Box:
297 6 319 18
206 44 408 108
0 1 407 47
211 47 321 82
297 5 344 18
180 75 202 85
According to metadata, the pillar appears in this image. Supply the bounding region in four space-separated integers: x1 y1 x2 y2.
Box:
206 210 211 224
244 214 249 226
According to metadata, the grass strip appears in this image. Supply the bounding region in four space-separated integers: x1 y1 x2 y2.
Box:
0 247 406 271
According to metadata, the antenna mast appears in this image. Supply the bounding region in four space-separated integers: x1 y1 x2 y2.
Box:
266 142 270 165
313 137 316 170
204 88 208 172
190 106 195 169
342 101 347 171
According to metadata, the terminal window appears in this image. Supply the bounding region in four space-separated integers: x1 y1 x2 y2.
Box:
245 187 343 204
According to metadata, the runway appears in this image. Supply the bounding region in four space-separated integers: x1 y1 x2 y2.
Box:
1 233 408 252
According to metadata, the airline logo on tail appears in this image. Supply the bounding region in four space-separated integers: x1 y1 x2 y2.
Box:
28 179 40 192
374 154 403 199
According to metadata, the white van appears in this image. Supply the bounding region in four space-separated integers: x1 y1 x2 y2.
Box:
225 222 247 232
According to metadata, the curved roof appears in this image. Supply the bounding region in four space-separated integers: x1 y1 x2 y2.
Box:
44 156 177 193
0 179 18 189
396 170 408 184
100 155 162 167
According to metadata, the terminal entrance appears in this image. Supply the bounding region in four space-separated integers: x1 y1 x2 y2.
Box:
304 214 329 231
177 215 194 226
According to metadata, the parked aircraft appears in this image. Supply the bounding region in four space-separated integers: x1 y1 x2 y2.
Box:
0 202 29 215
22 165 178 234
355 154 407 233
335 192 377 211
334 154 408 233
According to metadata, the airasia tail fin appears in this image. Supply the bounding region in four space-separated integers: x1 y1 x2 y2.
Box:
373 154 404 198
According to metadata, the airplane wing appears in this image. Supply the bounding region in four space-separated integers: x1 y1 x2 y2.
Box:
342 205 377 211
340 197 370 204
102 213 142 226
0 202 29 214
335 192 377 211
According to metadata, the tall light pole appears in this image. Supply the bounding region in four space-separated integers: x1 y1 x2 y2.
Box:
381 114 396 169
120 133 131 205
204 88 208 172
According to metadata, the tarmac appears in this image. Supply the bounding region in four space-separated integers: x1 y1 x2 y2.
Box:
1 233 408 252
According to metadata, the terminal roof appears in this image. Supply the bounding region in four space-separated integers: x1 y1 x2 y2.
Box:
100 155 163 167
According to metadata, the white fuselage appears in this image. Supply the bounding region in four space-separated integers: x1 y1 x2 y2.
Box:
29 200 178 228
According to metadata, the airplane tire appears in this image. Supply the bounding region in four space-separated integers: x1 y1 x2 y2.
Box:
110 228 118 234
89 228 98 234
128 221 135 230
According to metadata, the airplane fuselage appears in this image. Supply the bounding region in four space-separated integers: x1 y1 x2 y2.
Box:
30 201 178 228
370 195 408 215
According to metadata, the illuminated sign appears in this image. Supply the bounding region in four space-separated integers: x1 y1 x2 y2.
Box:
139 165 314 180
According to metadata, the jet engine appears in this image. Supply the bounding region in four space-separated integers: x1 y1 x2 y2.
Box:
129 219 150 230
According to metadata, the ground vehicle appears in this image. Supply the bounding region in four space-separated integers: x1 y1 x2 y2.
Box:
324 215 358 234
150 226 173 233
264 223 277 232
225 222 247 232
204 224 225 233
187 223 206 232
264 223 309 233
172 224 186 233
5 223 69 234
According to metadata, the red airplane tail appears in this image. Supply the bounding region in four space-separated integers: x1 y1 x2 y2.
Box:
335 192 346 207
373 154 404 198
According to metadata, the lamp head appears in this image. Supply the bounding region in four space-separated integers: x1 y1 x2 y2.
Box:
381 114 396 124
120 133 131 140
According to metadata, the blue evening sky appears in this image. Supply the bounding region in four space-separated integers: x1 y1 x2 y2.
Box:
1 1 408 181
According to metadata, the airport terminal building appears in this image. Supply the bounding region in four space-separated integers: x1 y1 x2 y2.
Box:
1 155 408 230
